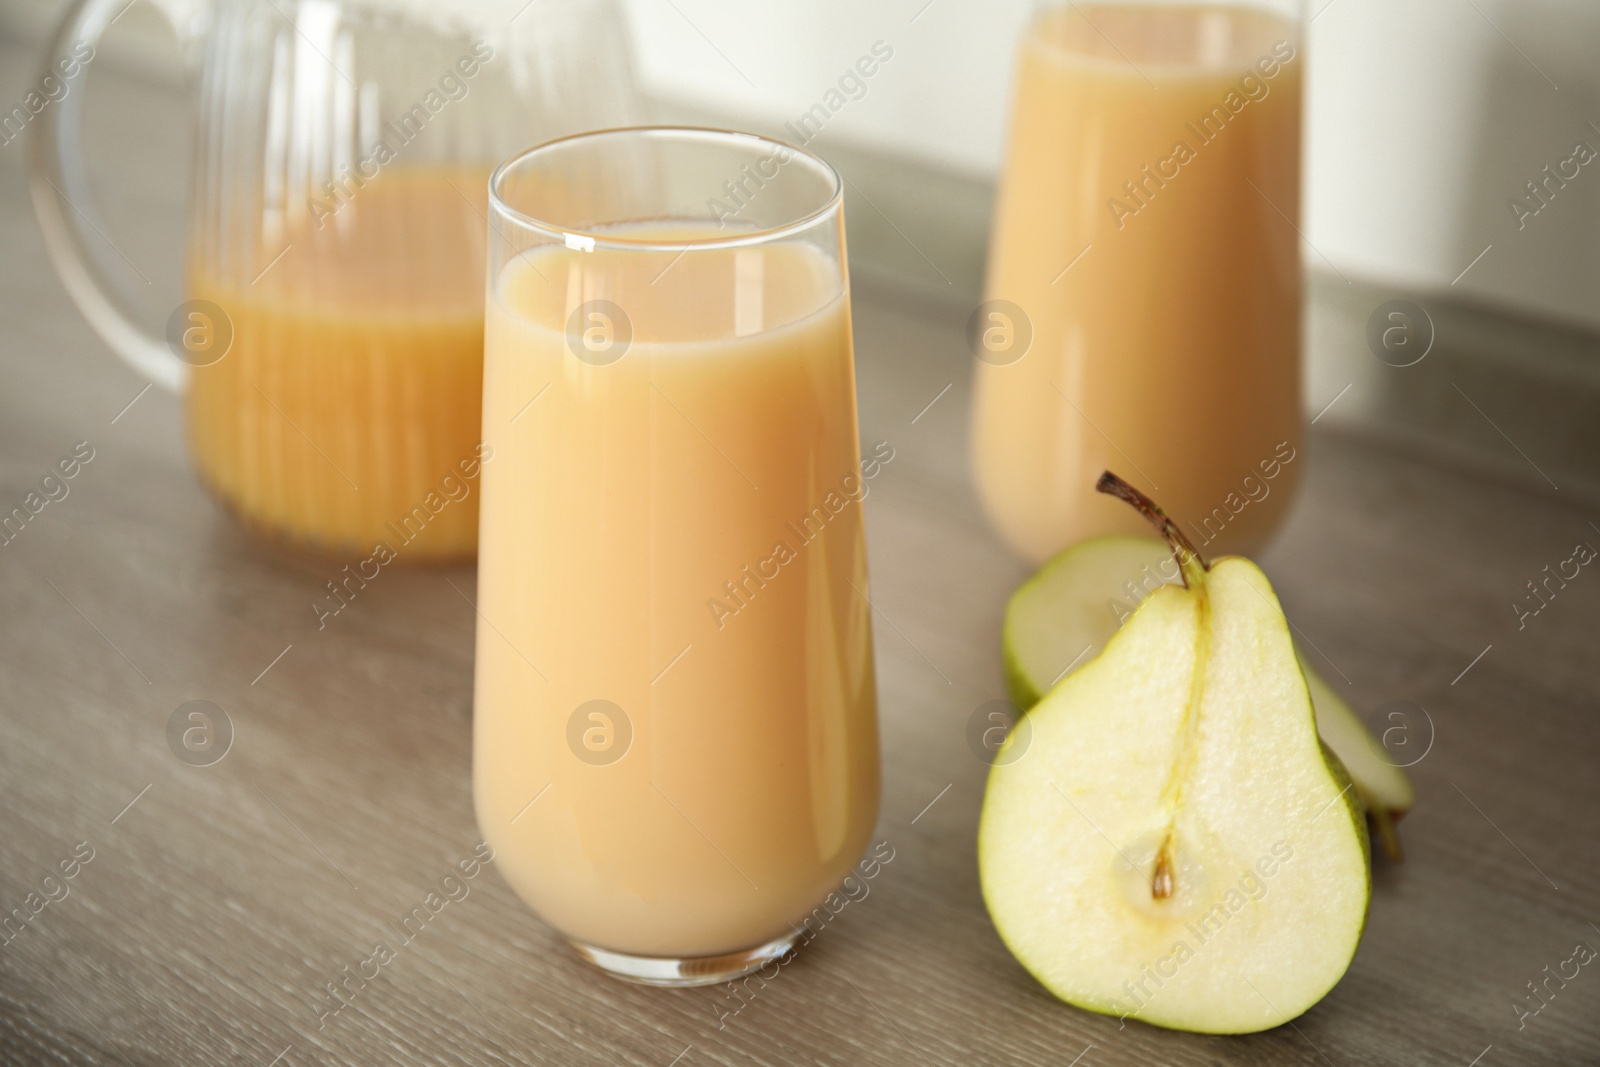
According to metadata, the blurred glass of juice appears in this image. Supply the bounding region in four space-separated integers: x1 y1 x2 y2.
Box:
971 2 1305 563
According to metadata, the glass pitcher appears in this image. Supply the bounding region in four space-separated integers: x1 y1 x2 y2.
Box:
970 0 1304 565
30 0 638 560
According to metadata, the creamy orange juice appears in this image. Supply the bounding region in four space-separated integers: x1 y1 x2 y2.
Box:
186 170 489 559
972 4 1303 563
473 225 880 958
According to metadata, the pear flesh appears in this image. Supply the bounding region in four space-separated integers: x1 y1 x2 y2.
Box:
981 518 1369 1033
1002 536 1414 848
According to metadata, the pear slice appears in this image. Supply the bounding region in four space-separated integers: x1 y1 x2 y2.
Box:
980 474 1370 1034
1002 534 1413 859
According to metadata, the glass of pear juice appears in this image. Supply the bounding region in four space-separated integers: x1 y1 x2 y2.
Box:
472 128 882 986
970 0 1306 563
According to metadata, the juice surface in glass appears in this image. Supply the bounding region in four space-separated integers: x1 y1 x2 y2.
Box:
474 222 881 960
971 3 1304 564
186 169 488 559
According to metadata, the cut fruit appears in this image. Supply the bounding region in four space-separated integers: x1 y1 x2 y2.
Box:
979 474 1370 1033
1002 534 1413 857
1302 668 1412 860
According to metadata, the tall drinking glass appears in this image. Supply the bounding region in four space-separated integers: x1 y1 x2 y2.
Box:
970 1 1305 564
474 128 881 985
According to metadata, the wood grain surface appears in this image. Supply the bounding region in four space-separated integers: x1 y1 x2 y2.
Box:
2 41 1598 1067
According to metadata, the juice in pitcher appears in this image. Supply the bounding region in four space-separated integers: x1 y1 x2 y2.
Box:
187 170 489 559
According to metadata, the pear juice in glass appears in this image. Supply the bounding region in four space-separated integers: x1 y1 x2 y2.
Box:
473 128 882 985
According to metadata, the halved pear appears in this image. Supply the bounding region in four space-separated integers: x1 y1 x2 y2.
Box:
980 474 1370 1034
1002 534 1413 859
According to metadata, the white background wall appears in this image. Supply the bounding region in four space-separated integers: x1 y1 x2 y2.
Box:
5 0 1599 329
622 0 1600 330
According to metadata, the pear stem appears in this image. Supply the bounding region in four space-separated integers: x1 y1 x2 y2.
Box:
1095 472 1208 589
1370 808 1405 863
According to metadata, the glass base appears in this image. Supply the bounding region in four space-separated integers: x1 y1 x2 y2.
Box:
570 929 800 987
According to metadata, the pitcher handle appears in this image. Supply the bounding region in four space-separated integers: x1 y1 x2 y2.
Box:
28 0 206 392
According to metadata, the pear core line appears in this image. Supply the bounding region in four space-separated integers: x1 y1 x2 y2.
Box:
1096 471 1211 902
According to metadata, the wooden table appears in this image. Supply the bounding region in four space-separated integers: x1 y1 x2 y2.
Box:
3 43 1598 1067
